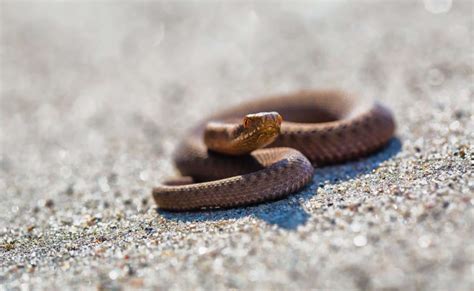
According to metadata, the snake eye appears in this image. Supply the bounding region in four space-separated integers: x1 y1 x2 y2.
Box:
243 117 251 128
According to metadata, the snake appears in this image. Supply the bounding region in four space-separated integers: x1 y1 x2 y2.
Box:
153 90 396 211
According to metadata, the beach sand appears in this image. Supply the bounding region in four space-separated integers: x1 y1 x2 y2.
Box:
1 1 472 289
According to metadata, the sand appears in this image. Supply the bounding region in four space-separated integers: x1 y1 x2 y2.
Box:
0 1 473 290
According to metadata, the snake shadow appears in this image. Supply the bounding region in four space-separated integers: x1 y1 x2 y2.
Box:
157 137 402 230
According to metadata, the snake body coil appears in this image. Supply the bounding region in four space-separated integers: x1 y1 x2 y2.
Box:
153 90 395 211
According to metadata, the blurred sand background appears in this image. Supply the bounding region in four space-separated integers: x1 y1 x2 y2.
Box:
0 0 473 289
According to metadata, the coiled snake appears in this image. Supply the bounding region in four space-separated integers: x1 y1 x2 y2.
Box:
153 90 395 211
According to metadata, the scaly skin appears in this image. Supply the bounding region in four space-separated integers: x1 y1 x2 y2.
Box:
203 112 283 155
153 90 396 211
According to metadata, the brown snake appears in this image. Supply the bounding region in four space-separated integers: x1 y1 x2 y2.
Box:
153 90 396 211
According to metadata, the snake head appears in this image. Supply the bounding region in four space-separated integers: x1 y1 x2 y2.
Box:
204 112 283 155
235 111 283 153
243 112 283 129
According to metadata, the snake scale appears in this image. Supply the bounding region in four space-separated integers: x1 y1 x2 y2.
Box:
153 90 396 211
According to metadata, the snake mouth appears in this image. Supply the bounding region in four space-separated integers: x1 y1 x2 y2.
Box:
238 124 280 140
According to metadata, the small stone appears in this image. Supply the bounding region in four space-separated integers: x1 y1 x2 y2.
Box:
1 243 15 251
418 235 432 248
108 269 121 280
353 235 367 247
45 199 54 208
